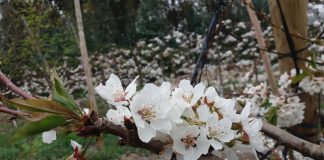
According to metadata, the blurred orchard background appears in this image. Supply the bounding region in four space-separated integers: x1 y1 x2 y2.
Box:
0 0 323 159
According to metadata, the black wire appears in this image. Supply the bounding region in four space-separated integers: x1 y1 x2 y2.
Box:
190 1 230 85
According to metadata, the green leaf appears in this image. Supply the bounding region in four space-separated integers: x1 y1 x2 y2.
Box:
265 107 278 125
11 116 66 142
310 52 317 69
290 72 308 85
260 99 272 108
50 70 82 115
0 95 79 120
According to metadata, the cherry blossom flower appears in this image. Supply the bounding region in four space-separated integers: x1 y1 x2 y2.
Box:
130 82 173 142
181 105 210 123
171 125 210 160
203 86 219 104
106 106 132 127
275 96 305 127
95 73 138 106
42 129 57 144
299 76 324 95
240 103 265 152
206 114 235 151
172 80 205 108
214 97 240 122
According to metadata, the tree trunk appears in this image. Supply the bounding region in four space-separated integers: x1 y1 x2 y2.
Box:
268 0 320 142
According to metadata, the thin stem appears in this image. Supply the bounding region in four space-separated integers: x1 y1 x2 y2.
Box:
0 70 34 99
0 104 21 116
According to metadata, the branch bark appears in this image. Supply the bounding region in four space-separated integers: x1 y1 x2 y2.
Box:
74 0 98 112
262 121 324 159
0 70 34 99
79 118 165 154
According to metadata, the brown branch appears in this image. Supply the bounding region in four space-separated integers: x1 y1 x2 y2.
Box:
0 70 34 99
262 121 324 159
79 115 324 159
79 118 164 154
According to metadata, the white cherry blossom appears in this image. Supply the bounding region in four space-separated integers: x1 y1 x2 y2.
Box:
239 103 265 152
95 73 138 106
172 80 205 108
130 82 173 142
203 86 219 104
42 129 57 144
171 125 210 160
181 105 210 124
206 114 235 151
93 75 268 159
106 106 132 127
214 97 240 122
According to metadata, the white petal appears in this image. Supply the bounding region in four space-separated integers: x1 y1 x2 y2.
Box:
95 73 125 104
196 131 210 154
186 125 200 137
125 75 139 99
106 106 132 126
172 139 187 154
209 139 223 150
183 148 202 160
155 100 173 119
240 102 251 125
182 107 196 119
197 105 210 122
250 119 263 131
217 119 235 142
71 140 82 150
168 104 185 124
179 80 194 92
207 113 219 125
241 103 251 118
151 119 172 134
205 86 219 103
42 129 56 144
159 82 172 96
190 83 205 105
137 123 156 143
95 83 111 101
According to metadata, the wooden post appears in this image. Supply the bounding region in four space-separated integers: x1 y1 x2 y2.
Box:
74 0 98 113
244 0 279 95
268 0 320 142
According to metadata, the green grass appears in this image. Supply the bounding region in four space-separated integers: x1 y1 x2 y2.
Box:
0 119 147 160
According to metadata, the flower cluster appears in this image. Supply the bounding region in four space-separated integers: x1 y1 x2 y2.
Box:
299 76 324 95
237 69 306 128
269 95 305 127
95 74 265 160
